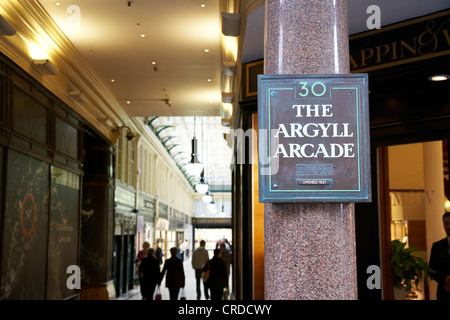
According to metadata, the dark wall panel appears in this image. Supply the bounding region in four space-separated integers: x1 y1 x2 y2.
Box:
13 88 47 145
46 167 80 299
0 52 85 300
55 117 78 160
0 150 49 299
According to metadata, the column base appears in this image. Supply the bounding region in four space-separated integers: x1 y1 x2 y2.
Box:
80 281 116 300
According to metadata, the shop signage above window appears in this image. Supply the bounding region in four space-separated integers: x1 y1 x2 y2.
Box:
258 74 371 203
243 10 450 100
350 9 450 72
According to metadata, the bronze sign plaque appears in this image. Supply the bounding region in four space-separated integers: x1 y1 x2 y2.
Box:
258 74 371 202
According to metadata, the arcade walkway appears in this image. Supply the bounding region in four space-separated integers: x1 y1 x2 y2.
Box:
118 255 232 301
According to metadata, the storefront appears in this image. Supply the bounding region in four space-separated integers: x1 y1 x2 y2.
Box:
0 52 115 300
192 217 232 251
113 181 137 297
156 201 169 258
136 192 156 258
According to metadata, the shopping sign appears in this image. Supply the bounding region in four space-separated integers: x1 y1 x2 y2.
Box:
258 74 371 203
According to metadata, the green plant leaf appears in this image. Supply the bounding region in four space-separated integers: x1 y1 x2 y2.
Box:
390 239 433 292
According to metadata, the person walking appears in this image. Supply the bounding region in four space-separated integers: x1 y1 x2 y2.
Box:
191 240 210 300
219 243 232 289
177 240 183 260
135 242 150 268
135 241 150 298
184 239 190 259
153 243 163 267
138 248 160 300
205 248 228 301
429 211 450 300
160 247 185 300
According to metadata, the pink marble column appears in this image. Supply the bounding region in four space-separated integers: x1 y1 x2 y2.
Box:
263 0 357 299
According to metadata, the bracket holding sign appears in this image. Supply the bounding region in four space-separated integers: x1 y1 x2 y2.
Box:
258 74 371 203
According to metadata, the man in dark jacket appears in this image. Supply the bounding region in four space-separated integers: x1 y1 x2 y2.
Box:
429 211 450 300
205 249 228 300
138 248 160 300
160 247 185 300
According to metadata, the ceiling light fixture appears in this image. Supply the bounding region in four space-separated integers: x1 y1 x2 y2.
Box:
202 191 212 203
185 116 203 177
0 14 17 36
31 59 59 75
429 74 450 81
204 49 210 53
195 118 209 193
207 199 216 211
220 205 226 216
195 169 209 194
220 184 226 216
220 199 226 217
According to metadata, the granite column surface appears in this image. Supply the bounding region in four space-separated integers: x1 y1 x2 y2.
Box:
263 0 358 299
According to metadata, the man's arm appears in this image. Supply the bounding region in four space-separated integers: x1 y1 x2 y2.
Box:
429 242 446 284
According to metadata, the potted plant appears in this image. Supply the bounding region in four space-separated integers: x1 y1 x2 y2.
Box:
390 239 434 299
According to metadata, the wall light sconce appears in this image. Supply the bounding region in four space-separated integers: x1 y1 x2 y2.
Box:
222 61 236 76
32 59 59 75
97 117 115 129
113 125 136 141
222 12 241 37
68 89 88 103
221 118 231 127
222 92 234 104
445 199 450 212
0 14 16 36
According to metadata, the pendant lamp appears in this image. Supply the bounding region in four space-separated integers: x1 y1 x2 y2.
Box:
207 199 216 211
194 118 209 193
202 191 212 203
195 169 209 194
185 116 203 176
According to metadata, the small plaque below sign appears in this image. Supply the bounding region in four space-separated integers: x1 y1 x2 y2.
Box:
297 179 333 186
296 163 333 176
258 74 371 203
